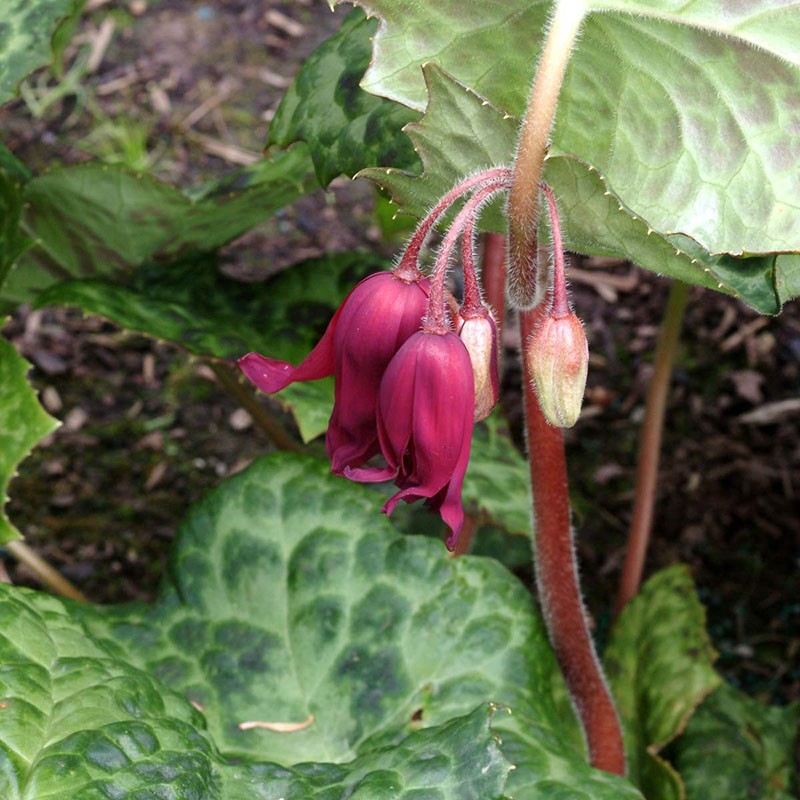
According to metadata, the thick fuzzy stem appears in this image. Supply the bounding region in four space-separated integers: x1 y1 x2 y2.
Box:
425 181 510 332
508 0 586 309
397 168 512 278
615 280 689 616
482 233 507 326
521 306 625 775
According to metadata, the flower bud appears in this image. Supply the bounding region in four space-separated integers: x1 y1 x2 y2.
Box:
456 311 499 421
526 311 588 428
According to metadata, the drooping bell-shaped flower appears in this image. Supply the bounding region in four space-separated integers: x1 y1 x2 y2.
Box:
239 269 430 472
456 310 499 421
346 330 475 549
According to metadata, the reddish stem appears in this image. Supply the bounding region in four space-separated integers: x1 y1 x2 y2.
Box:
460 216 484 314
396 168 512 279
521 307 626 776
425 181 509 332
615 280 689 616
481 233 507 326
451 513 478 557
541 184 569 318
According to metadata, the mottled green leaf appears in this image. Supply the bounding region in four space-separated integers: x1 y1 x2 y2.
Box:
269 8 420 185
0 452 646 798
365 65 793 313
1 146 317 306
0 587 509 800
674 683 800 800
0 0 84 105
0 336 59 544
339 0 800 258
79 454 566 764
500 714 644 800
605 566 722 800
462 411 531 536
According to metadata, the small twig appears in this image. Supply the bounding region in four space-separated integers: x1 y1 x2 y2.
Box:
183 131 260 166
238 713 314 732
5 540 89 603
208 360 303 453
451 513 479 557
615 280 689 617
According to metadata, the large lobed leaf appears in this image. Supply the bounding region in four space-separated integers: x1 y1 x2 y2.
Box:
268 8 420 185
0 584 509 799
605 565 722 800
363 63 790 314
0 0 84 106
673 682 800 800
0 335 59 543
339 0 800 262
0 452 645 799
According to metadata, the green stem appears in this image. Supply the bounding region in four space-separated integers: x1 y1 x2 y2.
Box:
507 0 587 309
209 360 303 453
615 280 690 616
521 306 625 775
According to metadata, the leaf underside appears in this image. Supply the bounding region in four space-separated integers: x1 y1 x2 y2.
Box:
342 0 800 260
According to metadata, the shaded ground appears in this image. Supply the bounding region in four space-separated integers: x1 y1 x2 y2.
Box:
2 1 798 705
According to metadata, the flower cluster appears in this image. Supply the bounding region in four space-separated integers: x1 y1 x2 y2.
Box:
240 170 510 549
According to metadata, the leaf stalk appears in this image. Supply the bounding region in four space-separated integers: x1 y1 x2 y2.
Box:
508 0 586 308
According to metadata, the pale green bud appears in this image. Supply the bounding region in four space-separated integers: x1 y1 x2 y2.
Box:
526 311 588 428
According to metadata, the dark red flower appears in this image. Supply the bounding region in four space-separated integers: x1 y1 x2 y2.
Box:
346 331 475 549
239 270 430 473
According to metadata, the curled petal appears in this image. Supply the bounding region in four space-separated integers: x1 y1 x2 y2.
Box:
238 302 343 394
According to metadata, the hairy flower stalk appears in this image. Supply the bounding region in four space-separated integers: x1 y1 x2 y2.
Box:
526 184 588 428
507 0 625 773
397 167 512 278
